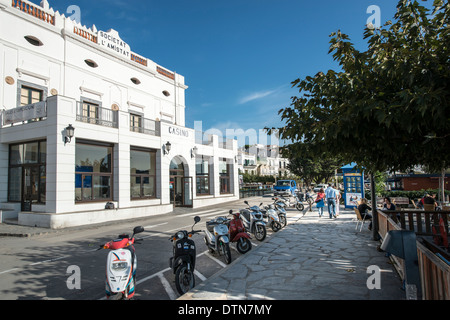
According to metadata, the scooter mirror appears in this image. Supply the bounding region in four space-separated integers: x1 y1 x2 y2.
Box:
244 201 249 205
229 210 233 215
133 226 144 235
194 216 201 223
260 203 263 207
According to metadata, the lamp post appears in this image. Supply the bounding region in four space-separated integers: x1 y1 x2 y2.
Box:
65 124 75 145
164 141 172 155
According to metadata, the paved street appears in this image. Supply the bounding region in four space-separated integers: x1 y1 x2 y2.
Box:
180 207 406 300
0 196 405 300
0 196 301 300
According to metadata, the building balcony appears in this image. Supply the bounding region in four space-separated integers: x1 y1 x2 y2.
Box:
130 118 161 137
1 101 47 127
76 102 118 129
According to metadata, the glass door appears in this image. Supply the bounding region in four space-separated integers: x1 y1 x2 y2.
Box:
22 166 39 211
170 176 183 207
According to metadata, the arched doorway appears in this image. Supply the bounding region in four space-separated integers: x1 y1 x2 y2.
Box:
169 157 193 207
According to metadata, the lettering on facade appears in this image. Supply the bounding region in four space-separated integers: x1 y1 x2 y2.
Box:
98 30 130 58
168 126 189 138
3 102 46 125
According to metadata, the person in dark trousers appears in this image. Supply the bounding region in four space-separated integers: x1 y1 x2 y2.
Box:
358 198 373 231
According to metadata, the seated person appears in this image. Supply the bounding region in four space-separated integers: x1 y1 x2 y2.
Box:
357 198 373 230
423 194 437 211
383 197 396 211
424 194 437 206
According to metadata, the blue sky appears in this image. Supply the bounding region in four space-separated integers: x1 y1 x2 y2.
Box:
42 0 400 145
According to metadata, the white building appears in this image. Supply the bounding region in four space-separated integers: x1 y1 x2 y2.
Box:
237 144 290 178
0 0 239 229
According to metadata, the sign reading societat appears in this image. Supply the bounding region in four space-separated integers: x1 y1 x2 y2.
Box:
98 29 131 58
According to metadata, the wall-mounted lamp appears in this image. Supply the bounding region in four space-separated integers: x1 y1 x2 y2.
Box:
163 141 172 155
191 146 198 159
65 124 75 145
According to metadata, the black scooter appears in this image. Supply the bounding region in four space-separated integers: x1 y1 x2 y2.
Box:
169 216 201 295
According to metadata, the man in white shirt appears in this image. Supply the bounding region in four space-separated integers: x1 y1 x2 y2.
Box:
325 184 338 219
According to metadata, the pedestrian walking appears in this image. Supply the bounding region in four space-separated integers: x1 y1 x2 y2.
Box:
315 188 326 217
325 184 338 219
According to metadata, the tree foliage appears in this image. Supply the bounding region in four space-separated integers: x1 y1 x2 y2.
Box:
283 144 345 186
270 0 450 173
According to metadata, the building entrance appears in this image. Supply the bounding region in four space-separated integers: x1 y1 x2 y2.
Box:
169 157 193 207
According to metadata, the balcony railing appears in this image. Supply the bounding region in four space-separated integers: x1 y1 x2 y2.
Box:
76 102 118 128
130 118 160 137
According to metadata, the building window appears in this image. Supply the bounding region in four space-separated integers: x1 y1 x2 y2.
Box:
219 158 232 194
82 101 99 124
24 35 43 46
75 141 113 203
196 156 210 196
8 141 47 204
130 113 142 133
130 148 157 199
20 86 43 106
84 59 98 68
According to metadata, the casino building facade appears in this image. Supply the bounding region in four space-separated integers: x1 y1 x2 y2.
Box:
0 0 239 228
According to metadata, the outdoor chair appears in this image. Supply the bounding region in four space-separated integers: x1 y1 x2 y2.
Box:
354 208 368 232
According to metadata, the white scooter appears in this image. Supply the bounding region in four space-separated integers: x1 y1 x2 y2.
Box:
204 216 232 264
98 226 145 300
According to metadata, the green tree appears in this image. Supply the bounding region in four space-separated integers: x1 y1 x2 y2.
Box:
268 0 450 175
284 143 345 187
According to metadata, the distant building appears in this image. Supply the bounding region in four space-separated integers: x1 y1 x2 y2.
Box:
237 144 290 178
388 174 450 192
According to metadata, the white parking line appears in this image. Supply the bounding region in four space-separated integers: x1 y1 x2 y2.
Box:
0 268 18 275
194 270 207 282
158 273 178 301
204 252 227 268
143 222 169 230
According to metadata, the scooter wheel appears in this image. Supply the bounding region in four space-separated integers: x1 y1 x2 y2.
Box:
279 215 287 228
272 222 282 232
296 203 305 211
175 263 195 295
236 238 252 254
219 242 232 265
255 225 266 242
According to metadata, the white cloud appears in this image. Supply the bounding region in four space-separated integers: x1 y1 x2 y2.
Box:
238 90 276 104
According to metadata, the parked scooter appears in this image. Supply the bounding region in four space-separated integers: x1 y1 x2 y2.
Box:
204 216 232 264
240 201 267 241
169 216 202 295
227 210 252 254
98 226 145 300
270 201 288 228
262 204 283 232
274 194 304 212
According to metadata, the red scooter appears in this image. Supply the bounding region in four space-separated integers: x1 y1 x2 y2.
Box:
228 210 252 254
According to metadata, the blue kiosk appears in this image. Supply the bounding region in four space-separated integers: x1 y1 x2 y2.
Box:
342 163 365 209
